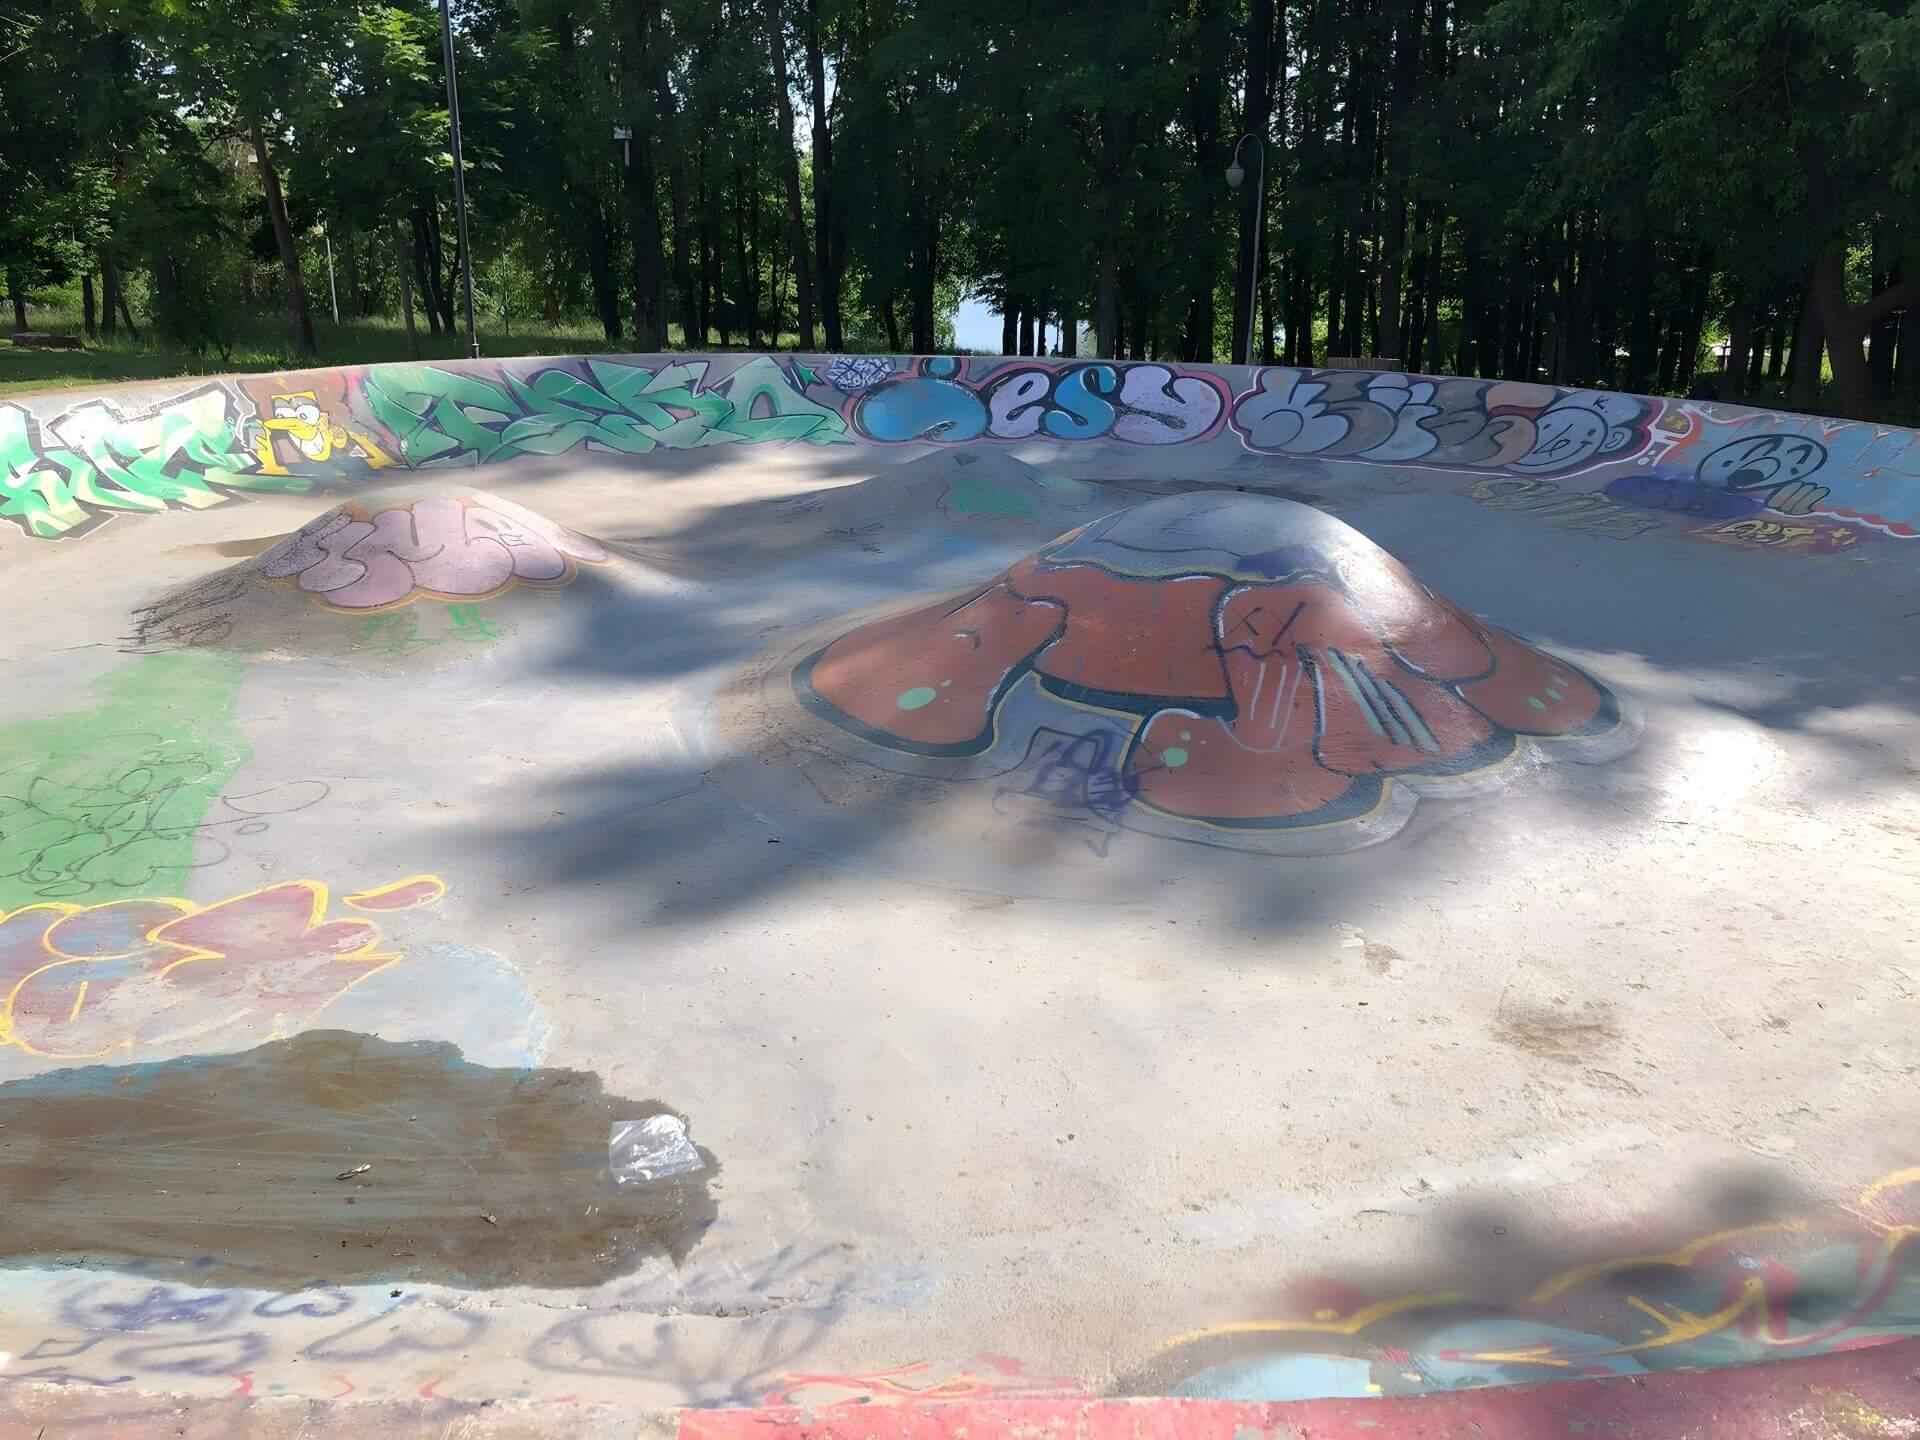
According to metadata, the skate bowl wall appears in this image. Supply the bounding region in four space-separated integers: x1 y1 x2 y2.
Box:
3 355 1920 1431
3 353 1916 544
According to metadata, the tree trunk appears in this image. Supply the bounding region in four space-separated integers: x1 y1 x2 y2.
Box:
584 209 621 341
1421 219 1441 372
1327 235 1345 359
911 181 938 353
1180 0 1225 362
1019 308 1035 357
881 295 900 351
618 0 669 349
248 114 317 357
1235 0 1278 363
82 273 97 338
1895 311 1918 413
393 220 420 359
1377 0 1420 360
731 164 759 348
7 272 24 332
803 0 841 349
341 232 362 317
1787 270 1825 411
1095 175 1123 357
699 159 715 345
1809 243 1919 418
1677 253 1710 389
411 210 443 336
767 0 814 348
1061 300 1078 357
1870 263 1900 402
1719 295 1754 403
652 66 696 348
102 258 118 339
1765 314 1787 382
1625 234 1657 392
426 203 455 331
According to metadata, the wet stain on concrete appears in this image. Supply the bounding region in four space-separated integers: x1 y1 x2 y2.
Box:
1491 999 1622 1065
0 1030 716 1288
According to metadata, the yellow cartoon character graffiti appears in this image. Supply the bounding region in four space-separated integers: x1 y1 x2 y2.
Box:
249 386 395 475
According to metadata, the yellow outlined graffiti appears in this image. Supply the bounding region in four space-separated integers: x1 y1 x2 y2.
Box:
0 875 445 1059
1149 1169 1920 1387
250 390 395 476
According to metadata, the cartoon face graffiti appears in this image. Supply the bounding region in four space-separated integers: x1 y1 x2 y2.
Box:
243 377 395 477
1694 434 1829 515
1509 393 1648 474
264 392 337 461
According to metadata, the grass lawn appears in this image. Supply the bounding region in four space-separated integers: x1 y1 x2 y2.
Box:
0 306 812 400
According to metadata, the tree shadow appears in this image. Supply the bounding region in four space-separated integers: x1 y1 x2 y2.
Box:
425 470 1920 937
1118 1159 1920 1399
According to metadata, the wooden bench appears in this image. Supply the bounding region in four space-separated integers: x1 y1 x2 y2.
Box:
1323 355 1402 371
9 332 83 350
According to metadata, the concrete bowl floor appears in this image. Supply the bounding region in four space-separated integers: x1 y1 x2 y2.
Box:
0 356 1916 1425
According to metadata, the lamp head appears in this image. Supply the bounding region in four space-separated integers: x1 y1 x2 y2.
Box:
1225 161 1245 190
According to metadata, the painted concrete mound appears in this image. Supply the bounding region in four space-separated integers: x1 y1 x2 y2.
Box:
128 488 621 658
739 492 1633 856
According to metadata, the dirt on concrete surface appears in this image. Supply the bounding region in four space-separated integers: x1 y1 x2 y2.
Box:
0 1031 715 1288
0 354 1915 1424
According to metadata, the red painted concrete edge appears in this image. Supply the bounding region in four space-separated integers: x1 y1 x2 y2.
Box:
680 1339 1920 1440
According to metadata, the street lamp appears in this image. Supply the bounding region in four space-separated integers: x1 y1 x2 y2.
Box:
1225 133 1266 367
440 0 479 358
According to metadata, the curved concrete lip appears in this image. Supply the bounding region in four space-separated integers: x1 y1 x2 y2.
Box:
0 354 1916 1428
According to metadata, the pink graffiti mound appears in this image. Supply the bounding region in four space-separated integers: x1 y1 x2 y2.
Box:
258 490 610 612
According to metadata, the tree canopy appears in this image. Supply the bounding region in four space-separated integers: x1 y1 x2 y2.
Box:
2 0 1916 419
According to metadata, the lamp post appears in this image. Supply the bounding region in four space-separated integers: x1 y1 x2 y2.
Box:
440 0 479 358
1225 133 1266 367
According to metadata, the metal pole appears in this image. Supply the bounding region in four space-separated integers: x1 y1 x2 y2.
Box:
440 0 480 358
324 231 339 324
1234 135 1267 367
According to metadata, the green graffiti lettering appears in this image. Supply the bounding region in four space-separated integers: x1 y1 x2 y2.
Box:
362 357 848 466
0 390 307 541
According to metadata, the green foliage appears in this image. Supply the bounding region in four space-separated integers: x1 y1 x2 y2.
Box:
0 0 1913 419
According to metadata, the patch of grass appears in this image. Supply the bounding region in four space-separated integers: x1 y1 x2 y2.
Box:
0 304 818 400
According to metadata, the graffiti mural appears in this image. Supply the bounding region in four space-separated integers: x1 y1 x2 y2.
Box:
0 356 851 541
257 493 609 612
0 873 444 1059
1652 402 1920 538
1465 475 1665 540
4 355 1912 543
851 357 1230 446
243 373 396 476
0 388 315 541
1231 370 1655 478
1132 1167 1920 1401
0 654 303 909
786 493 1631 854
362 355 847 465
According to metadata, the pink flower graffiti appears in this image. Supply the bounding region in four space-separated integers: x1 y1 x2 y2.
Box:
259 493 609 611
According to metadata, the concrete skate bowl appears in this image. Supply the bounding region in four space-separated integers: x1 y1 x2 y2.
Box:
2 355 1918 1438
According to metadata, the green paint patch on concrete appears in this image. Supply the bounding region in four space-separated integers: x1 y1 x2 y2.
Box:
897 686 939 711
0 654 250 909
943 473 1043 520
1161 747 1190 768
